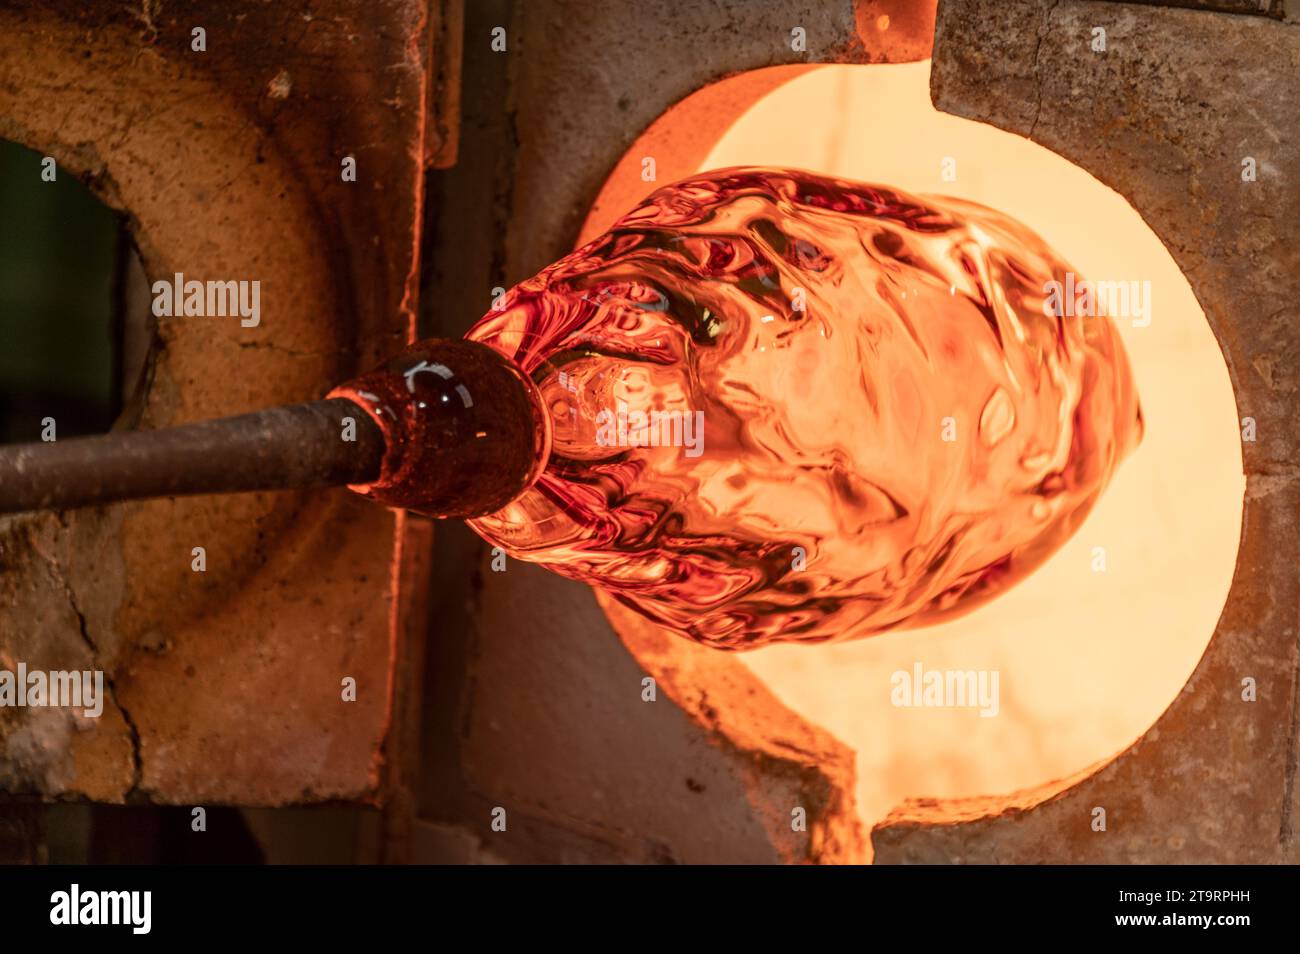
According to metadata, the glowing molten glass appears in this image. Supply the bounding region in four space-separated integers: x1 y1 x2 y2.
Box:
458 168 1143 649
338 167 1140 649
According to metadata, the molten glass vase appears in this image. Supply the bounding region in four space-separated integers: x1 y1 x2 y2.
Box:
333 167 1142 650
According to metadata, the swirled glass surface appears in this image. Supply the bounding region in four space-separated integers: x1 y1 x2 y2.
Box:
466 167 1142 649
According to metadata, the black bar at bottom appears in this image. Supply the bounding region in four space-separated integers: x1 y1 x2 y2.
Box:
0 863 1277 941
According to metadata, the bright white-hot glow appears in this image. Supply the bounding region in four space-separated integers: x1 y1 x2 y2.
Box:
590 60 1244 848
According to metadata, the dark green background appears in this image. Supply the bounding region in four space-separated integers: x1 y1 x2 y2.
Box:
0 139 126 443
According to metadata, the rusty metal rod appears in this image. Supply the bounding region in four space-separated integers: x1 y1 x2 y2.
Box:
0 398 384 515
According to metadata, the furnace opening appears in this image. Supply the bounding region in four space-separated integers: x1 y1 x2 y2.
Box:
0 139 153 445
588 61 1244 849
